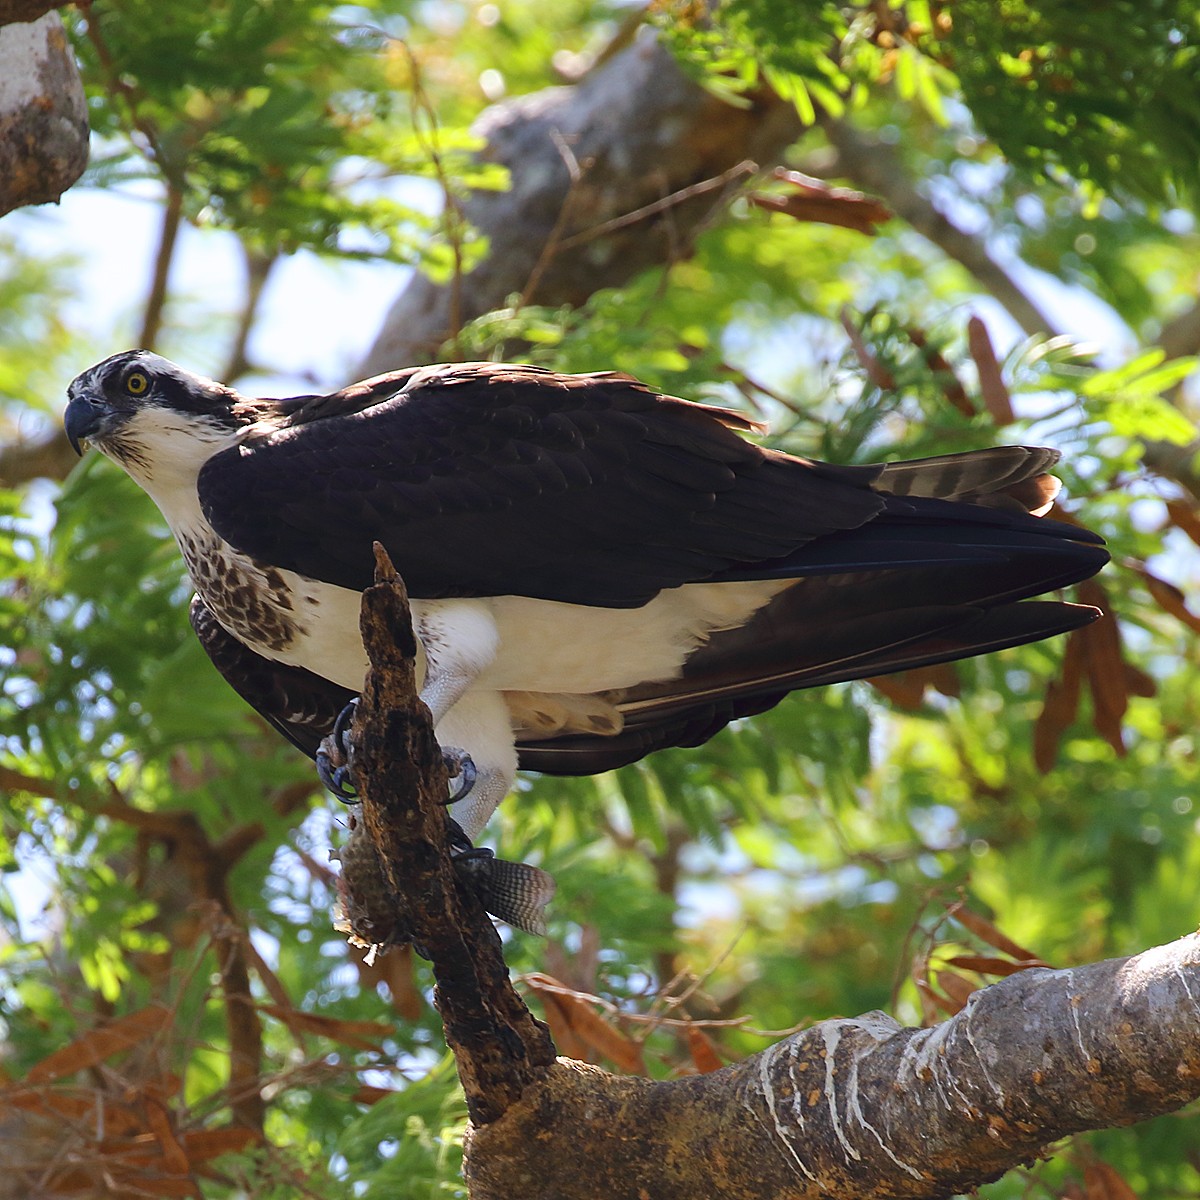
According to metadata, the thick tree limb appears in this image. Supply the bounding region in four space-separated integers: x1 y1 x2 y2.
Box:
0 10 87 217
338 560 1200 1197
356 34 803 374
348 544 555 1124
465 934 1200 1199
0 428 79 487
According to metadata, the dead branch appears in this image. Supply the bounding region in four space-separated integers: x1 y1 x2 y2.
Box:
348 544 555 1124
0 0 72 23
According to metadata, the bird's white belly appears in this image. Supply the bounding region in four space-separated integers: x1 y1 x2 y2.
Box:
274 577 789 696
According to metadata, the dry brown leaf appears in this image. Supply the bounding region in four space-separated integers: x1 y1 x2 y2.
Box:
685 1026 725 1074
25 1005 172 1084
748 167 891 235
925 661 962 698
144 1095 190 1176
259 1004 391 1051
178 1127 260 1161
967 316 1015 424
524 975 645 1073
906 324 974 416
914 972 960 1019
532 988 589 1061
125 1180 201 1198
3 1085 146 1138
934 969 977 1012
912 971 940 1025
943 954 1050 976
840 307 897 390
355 943 423 1020
1142 570 1200 633
868 672 928 709
554 995 645 1075
1034 627 1086 772
1076 580 1128 755
1083 1160 1141 1200
945 900 1042 963
871 663 961 709
1166 498 1200 548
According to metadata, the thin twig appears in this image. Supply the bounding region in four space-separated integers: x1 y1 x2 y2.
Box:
138 185 183 351
220 246 277 384
404 43 468 355
517 129 592 309
555 160 758 251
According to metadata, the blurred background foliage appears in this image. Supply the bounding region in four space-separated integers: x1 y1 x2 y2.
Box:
2 0 1200 1196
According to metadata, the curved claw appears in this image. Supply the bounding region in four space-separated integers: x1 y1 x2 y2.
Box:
332 697 359 754
444 749 477 804
316 748 358 802
317 698 361 802
444 816 480 856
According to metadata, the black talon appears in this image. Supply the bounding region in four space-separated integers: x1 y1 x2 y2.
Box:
317 697 360 802
316 748 358 802
445 816 485 857
444 749 477 804
332 697 359 753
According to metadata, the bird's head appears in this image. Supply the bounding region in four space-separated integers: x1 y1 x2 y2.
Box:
65 351 251 489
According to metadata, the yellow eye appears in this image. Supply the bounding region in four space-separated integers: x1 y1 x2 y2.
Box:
125 370 149 396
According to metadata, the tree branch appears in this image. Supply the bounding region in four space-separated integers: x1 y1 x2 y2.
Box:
348 545 555 1125
356 36 804 374
1157 297 1200 363
335 559 1200 1197
0 0 72 23
138 183 183 351
0 427 78 486
466 933 1200 1199
818 115 1059 338
0 10 88 217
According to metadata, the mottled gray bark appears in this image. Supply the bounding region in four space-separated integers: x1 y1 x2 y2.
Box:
0 10 88 217
465 936 1200 1199
356 31 803 375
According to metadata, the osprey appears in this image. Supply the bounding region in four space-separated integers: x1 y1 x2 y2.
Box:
65 350 1108 844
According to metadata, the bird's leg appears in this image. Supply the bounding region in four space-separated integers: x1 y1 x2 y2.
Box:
316 697 478 805
443 748 476 803
318 603 507 816
435 691 518 841
413 602 499 724
412 601 501 805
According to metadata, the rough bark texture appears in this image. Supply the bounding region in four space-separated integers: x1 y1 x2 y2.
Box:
341 559 1200 1197
0 10 88 217
356 31 803 375
465 936 1200 1199
350 546 556 1124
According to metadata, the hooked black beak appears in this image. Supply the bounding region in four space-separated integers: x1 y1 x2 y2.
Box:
64 393 105 456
